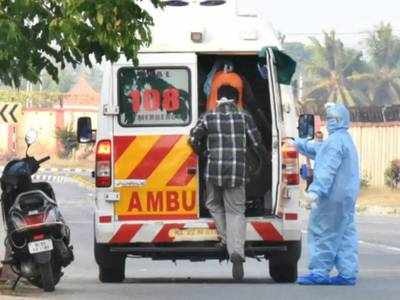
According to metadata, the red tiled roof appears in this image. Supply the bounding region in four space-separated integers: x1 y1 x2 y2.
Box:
63 76 100 106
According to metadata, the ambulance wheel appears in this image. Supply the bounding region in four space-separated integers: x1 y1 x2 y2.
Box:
95 242 126 283
268 260 298 283
99 265 125 283
267 240 301 283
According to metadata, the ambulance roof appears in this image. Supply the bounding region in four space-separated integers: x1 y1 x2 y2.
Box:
139 0 281 53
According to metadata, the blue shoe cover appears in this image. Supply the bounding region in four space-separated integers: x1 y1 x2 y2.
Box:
329 275 356 286
297 274 330 285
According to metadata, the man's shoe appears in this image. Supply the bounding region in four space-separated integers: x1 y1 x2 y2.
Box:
297 273 330 285
329 275 356 286
231 253 244 281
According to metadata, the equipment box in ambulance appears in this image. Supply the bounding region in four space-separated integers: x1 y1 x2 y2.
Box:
77 0 306 283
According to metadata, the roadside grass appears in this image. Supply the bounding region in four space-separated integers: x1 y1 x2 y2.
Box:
357 188 400 215
358 188 400 207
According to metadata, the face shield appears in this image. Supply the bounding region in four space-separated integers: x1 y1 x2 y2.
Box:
325 103 342 133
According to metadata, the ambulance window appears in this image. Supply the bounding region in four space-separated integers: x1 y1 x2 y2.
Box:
117 67 191 127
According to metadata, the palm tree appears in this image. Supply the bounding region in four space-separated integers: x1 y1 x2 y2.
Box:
301 31 369 113
364 23 400 105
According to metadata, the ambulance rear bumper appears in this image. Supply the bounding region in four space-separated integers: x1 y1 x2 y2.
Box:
95 213 301 245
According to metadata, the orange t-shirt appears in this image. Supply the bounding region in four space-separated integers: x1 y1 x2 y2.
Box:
207 71 245 110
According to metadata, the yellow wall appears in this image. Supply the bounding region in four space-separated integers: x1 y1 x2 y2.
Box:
0 123 8 155
18 111 58 156
349 124 400 188
17 110 98 157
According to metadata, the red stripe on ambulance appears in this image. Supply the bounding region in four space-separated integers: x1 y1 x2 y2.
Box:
108 221 284 244
109 224 142 244
114 136 136 162
128 135 181 179
251 222 284 241
152 224 185 243
167 152 198 186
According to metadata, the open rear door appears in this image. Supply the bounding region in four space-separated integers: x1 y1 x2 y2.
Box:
112 53 199 221
263 47 297 216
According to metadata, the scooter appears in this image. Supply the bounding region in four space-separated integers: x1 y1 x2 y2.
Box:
0 129 73 292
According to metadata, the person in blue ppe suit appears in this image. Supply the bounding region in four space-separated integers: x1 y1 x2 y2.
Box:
295 103 360 286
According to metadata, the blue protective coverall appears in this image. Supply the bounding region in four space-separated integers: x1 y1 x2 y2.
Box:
295 104 360 284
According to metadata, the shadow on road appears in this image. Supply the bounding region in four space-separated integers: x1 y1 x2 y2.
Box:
124 277 277 284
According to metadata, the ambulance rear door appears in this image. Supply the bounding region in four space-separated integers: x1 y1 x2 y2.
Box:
112 53 199 221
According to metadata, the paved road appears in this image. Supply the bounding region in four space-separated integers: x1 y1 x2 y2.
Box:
3 182 400 300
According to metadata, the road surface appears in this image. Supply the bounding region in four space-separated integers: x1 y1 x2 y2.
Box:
2 181 400 300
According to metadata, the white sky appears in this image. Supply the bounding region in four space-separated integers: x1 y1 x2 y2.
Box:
263 0 400 46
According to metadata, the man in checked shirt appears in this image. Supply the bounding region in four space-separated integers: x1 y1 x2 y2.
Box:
189 84 266 280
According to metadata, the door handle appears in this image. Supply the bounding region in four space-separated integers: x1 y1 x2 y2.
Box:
187 167 197 175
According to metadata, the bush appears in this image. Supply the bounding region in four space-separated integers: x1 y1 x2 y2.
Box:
360 171 371 189
384 160 400 189
56 125 78 159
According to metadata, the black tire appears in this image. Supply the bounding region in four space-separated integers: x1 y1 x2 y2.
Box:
268 259 298 283
95 242 125 283
38 262 55 292
267 240 301 283
99 265 125 283
29 263 61 289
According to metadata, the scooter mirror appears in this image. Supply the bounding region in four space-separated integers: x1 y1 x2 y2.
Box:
298 114 315 139
25 129 38 146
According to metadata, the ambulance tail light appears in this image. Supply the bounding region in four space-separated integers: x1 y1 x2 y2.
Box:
282 143 299 186
96 140 112 188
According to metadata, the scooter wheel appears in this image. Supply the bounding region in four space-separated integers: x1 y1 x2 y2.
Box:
38 262 55 292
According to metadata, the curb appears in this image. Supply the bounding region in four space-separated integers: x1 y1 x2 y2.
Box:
0 165 92 175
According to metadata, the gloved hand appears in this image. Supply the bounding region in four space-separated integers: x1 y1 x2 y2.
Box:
301 191 319 210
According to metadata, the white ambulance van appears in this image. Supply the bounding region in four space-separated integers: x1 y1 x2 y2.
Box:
77 0 310 283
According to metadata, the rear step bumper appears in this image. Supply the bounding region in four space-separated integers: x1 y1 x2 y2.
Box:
95 216 301 244
109 243 292 261
111 245 286 255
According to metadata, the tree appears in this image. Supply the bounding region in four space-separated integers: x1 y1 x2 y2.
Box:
0 0 163 87
283 42 312 104
364 23 400 105
301 31 369 112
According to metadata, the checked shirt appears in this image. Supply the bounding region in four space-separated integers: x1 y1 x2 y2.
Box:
189 103 263 188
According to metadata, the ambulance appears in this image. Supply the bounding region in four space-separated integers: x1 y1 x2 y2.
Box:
77 0 308 283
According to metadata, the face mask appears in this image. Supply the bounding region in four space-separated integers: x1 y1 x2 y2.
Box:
327 117 338 132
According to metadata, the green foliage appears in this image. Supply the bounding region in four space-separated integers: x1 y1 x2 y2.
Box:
291 24 400 112
360 171 371 189
0 0 163 87
384 159 400 189
302 31 368 110
55 125 78 158
363 23 400 105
